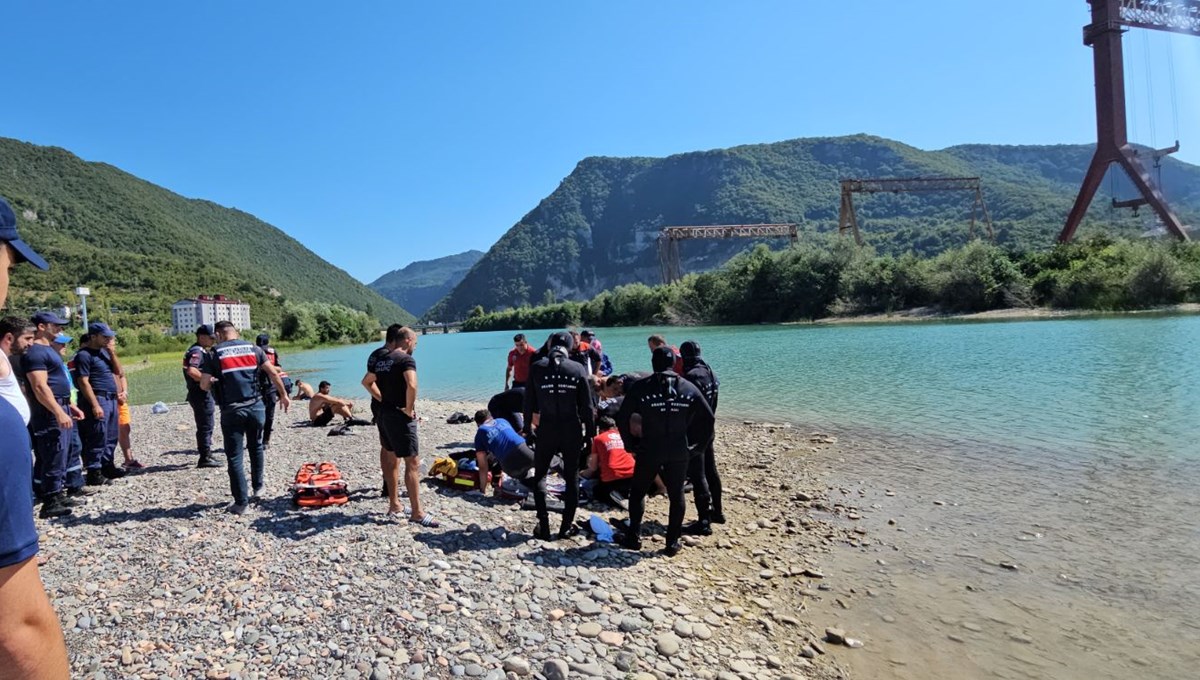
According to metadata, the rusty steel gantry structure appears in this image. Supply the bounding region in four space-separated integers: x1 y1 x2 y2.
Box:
1060 0 1200 243
837 177 994 246
657 223 798 283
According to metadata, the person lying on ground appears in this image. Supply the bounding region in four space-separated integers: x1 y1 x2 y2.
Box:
309 381 357 426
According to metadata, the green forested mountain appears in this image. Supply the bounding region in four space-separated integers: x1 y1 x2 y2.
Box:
428 134 1200 319
368 250 484 318
1 137 414 330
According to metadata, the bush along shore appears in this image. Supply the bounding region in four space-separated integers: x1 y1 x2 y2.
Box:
461 236 1200 331
40 400 857 680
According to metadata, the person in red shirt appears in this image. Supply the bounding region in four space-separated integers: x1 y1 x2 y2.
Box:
648 334 685 374
505 333 534 389
582 415 663 508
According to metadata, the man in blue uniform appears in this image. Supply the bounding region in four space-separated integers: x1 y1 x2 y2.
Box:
74 322 126 485
184 325 219 468
0 195 72 678
616 346 715 557
200 321 291 514
22 310 84 517
524 331 596 541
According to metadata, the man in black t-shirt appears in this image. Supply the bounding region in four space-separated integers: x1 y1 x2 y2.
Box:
183 325 219 468
363 324 404 499
372 326 438 526
255 333 287 449
487 386 526 433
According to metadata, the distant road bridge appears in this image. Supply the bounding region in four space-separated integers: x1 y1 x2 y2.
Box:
657 223 799 283
413 322 462 335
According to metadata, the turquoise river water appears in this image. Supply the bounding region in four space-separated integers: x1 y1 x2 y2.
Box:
131 316 1200 679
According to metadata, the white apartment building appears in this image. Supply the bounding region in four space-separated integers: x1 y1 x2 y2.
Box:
171 295 252 334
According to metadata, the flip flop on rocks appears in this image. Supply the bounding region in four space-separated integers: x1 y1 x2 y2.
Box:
409 513 441 528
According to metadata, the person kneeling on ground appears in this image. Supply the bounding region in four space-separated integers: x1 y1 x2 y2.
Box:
472 410 542 496
584 414 645 509
309 381 359 426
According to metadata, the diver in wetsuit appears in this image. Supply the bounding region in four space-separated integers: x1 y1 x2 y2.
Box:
616 346 714 557
523 331 595 541
680 340 723 535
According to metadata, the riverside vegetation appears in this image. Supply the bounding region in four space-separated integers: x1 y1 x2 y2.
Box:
461 236 1200 330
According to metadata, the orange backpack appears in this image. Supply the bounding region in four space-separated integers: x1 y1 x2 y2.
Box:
293 462 350 507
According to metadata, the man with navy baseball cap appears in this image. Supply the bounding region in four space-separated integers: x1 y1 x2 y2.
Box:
0 195 71 678
22 308 83 513
74 322 125 484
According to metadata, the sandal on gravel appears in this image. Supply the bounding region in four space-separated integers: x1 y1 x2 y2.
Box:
386 507 411 517
409 514 440 528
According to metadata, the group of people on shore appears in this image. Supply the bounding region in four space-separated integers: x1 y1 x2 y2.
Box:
472 330 722 555
1 311 145 521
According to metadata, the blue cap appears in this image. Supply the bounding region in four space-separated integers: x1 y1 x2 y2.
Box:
88 322 116 338
52 333 73 345
196 324 214 336
256 333 270 346
31 310 69 326
0 197 48 271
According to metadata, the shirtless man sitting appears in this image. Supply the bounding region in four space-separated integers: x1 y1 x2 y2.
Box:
309 381 356 426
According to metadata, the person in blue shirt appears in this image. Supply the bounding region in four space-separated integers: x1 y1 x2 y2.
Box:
54 333 94 499
22 310 84 518
0 195 71 678
183 325 219 468
73 322 126 485
472 409 540 495
200 320 290 515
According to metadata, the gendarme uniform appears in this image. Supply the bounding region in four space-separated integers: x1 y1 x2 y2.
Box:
183 336 216 467
21 342 72 501
73 343 120 475
204 337 269 506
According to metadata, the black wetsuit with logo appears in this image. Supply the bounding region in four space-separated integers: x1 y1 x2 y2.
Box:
524 347 595 535
683 357 721 519
617 371 714 548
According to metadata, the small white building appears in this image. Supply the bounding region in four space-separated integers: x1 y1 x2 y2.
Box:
171 295 252 335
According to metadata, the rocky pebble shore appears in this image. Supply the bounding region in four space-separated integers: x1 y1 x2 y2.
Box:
36 400 860 680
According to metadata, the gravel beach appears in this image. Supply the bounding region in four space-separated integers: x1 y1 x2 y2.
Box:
36 399 857 680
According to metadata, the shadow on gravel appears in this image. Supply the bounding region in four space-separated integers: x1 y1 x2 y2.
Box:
159 449 225 457
65 502 226 526
248 508 393 540
518 541 648 569
130 463 191 475
412 527 532 554
436 442 475 450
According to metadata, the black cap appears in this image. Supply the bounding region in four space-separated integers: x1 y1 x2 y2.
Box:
256 333 270 346
547 331 573 350
652 346 676 373
196 324 214 337
580 329 595 339
0 197 49 270
680 340 701 358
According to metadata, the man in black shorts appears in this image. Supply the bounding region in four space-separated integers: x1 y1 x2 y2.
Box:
363 324 403 498
372 326 438 526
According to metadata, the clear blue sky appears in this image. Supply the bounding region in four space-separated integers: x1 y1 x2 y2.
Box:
4 1 1198 282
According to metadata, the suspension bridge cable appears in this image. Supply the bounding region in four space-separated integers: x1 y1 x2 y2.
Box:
1142 30 1157 147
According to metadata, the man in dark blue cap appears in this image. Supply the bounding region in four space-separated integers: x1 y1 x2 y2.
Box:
184 325 219 467
22 309 86 515
73 322 126 484
0 195 72 678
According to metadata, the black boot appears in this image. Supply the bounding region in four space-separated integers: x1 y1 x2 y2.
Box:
39 493 73 519
197 455 223 469
533 517 553 541
683 518 712 536
86 469 112 486
67 485 98 497
101 463 127 479
661 541 682 557
616 532 642 551
61 494 88 508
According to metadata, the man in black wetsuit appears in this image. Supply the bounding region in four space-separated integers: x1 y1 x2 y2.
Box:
616 346 714 557
680 340 723 535
487 386 525 433
523 331 595 541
